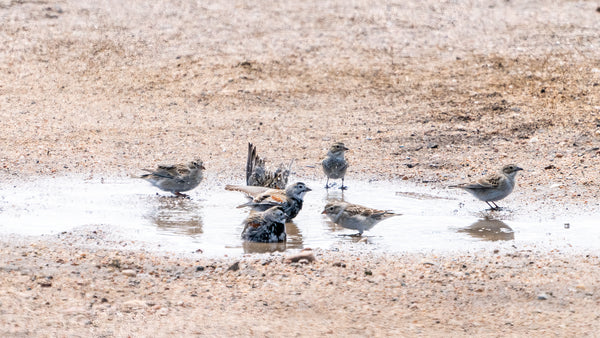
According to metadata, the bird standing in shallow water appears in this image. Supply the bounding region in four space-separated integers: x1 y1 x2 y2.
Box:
241 206 287 243
322 142 349 190
321 201 400 236
225 182 312 221
449 164 523 210
140 160 205 197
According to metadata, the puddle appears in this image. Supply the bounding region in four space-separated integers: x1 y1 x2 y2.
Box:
0 176 599 256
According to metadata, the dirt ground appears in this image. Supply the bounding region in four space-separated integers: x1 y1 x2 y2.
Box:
1 0 600 336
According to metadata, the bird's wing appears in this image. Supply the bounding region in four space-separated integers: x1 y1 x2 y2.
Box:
225 184 273 198
342 204 377 217
253 190 287 205
174 164 192 177
471 174 501 189
243 213 264 229
246 143 263 185
141 165 179 179
344 204 398 219
452 173 502 190
153 164 190 178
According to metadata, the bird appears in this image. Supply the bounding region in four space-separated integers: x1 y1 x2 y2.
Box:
246 142 293 189
241 206 287 242
140 159 205 197
321 201 400 236
225 182 312 221
449 164 523 210
322 142 349 189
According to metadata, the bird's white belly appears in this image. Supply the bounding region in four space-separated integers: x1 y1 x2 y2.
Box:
468 183 514 202
338 215 376 232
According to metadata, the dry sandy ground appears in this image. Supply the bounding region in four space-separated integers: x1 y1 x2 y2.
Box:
1 231 600 337
1 0 600 336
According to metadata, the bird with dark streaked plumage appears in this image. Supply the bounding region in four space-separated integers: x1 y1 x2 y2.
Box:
246 142 292 189
225 182 312 221
241 206 287 242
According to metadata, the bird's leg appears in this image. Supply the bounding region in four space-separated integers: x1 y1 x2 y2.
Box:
491 201 500 210
339 177 347 190
325 178 330 189
485 201 499 210
174 191 190 198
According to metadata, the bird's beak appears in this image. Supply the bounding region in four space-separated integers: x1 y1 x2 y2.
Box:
343 146 349 151
201 164 206 170
306 187 313 192
321 210 326 214
516 167 523 171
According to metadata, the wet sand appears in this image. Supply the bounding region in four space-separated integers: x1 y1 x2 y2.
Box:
1 0 600 336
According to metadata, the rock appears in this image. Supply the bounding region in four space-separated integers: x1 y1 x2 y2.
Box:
227 262 240 271
285 249 315 264
537 293 549 300
121 300 147 311
122 269 137 277
195 265 205 272
332 262 346 268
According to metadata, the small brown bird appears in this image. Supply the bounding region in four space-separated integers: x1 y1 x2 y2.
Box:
140 160 205 197
226 182 312 221
321 201 400 236
322 142 349 190
241 206 287 243
246 142 293 189
449 164 523 210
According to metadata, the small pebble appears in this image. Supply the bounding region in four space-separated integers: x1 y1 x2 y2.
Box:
285 249 315 264
122 269 137 277
537 293 549 300
227 262 240 271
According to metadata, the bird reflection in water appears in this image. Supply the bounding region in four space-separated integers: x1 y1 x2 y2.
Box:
457 217 514 241
242 220 304 254
149 197 203 236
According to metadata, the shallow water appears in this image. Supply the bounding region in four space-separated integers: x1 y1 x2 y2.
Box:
0 177 598 256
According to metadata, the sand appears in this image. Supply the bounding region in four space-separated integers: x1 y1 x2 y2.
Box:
1 0 600 336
